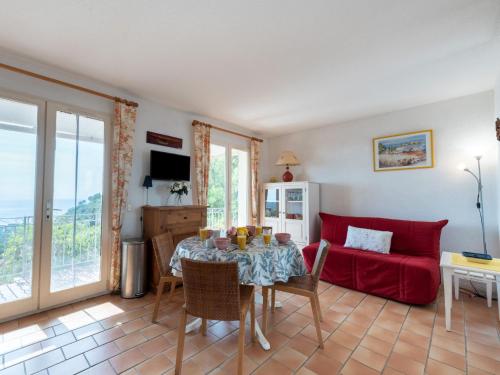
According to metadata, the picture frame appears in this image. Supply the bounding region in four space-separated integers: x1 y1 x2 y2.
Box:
372 129 434 172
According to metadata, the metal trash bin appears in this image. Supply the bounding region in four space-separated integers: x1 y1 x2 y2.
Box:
121 238 147 298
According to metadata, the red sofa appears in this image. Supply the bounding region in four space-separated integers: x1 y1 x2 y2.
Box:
302 213 448 304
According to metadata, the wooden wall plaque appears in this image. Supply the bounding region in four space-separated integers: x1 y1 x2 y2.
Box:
146 131 183 149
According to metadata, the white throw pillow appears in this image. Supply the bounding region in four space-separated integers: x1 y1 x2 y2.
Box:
344 226 393 254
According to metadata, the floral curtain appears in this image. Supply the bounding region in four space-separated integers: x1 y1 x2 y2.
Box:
250 139 262 225
110 101 137 291
192 121 211 206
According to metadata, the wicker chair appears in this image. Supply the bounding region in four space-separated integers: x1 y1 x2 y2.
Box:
151 231 183 322
175 259 255 375
262 239 331 348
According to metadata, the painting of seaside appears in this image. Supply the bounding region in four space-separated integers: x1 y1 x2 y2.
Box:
373 130 433 171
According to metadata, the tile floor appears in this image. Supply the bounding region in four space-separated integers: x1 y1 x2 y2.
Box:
0 282 499 374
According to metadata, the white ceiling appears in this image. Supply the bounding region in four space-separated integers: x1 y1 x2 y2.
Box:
1 0 500 136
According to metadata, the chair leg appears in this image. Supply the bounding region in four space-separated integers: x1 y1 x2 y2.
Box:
175 308 188 375
310 295 323 349
168 278 177 302
201 318 207 336
238 313 246 375
271 287 276 313
315 293 323 322
250 294 256 343
152 279 166 322
262 286 269 335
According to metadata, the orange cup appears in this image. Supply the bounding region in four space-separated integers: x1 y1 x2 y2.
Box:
237 235 246 250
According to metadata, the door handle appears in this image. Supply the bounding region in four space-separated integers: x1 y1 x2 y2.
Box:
45 200 52 220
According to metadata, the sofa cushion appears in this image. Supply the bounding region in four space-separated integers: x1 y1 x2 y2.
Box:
319 213 448 259
303 243 441 305
344 226 393 254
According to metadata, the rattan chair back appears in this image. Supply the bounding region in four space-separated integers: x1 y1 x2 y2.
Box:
180 258 241 321
152 231 175 277
311 240 331 287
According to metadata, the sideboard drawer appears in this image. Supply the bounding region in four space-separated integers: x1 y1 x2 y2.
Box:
165 210 202 225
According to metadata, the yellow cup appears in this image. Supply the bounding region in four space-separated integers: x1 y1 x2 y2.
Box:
255 226 263 236
237 235 246 250
263 233 272 246
237 227 248 236
199 228 209 241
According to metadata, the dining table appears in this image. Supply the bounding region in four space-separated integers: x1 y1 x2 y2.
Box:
169 235 307 350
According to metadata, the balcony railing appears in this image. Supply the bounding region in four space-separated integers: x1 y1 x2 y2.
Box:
0 213 102 303
207 207 225 229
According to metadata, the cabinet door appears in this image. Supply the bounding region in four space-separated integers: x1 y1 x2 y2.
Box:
263 186 281 233
283 186 306 243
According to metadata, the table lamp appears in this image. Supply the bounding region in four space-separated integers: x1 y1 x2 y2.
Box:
457 156 492 263
143 175 153 205
276 151 300 182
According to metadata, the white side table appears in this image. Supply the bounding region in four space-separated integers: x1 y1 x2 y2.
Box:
440 251 500 331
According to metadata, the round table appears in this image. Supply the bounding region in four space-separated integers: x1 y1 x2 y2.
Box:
169 236 307 350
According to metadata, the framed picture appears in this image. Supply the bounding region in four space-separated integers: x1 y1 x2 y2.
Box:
373 130 434 172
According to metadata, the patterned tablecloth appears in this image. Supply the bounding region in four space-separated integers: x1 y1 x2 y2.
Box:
170 236 307 286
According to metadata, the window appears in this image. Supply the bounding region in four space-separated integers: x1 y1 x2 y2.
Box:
208 143 249 228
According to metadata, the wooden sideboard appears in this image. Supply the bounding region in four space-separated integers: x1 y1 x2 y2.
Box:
142 205 207 291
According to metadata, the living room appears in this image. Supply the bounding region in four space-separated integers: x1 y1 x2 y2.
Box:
0 1 499 375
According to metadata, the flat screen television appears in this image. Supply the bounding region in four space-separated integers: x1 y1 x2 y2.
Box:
150 150 190 181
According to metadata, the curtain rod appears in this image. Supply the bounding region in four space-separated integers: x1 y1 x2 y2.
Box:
192 120 263 143
0 62 139 108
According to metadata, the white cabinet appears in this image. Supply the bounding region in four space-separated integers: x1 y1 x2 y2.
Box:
261 181 320 247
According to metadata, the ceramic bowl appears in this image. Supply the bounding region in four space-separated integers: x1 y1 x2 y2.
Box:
214 237 231 250
275 232 291 244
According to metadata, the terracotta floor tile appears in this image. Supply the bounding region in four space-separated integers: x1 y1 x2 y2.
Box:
135 353 173 375
189 345 227 372
397 329 429 350
287 334 318 357
78 360 115 375
274 319 304 338
0 363 25 375
383 368 405 375
341 358 380 375
218 354 258 375
62 336 97 359
304 351 343 375
359 334 393 357
367 325 398 344
25 349 65 374
426 358 465 375
3 342 43 367
47 354 89 375
392 340 427 364
386 352 424 375
429 345 466 371
109 348 147 374
321 340 352 364
351 345 387 371
253 358 292 374
431 333 465 355
467 351 500 374
272 346 307 371
92 326 125 346
137 335 173 358
72 322 103 340
329 328 361 350
339 320 368 338
114 331 147 351
84 342 121 366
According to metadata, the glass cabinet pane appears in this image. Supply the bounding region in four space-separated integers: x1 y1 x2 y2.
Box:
264 187 280 218
285 188 303 220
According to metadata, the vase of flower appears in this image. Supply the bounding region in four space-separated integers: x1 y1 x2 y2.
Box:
169 181 190 206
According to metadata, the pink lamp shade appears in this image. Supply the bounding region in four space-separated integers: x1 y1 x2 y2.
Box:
276 151 300 182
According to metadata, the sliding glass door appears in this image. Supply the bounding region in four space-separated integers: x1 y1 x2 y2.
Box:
0 94 44 320
0 93 110 320
208 143 249 228
40 103 110 308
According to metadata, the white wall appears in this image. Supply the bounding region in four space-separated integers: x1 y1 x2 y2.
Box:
0 49 258 238
263 92 500 256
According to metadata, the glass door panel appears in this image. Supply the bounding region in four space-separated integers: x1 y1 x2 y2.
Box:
208 144 227 228
50 111 105 292
285 188 303 220
264 187 280 219
231 149 248 226
0 97 39 306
